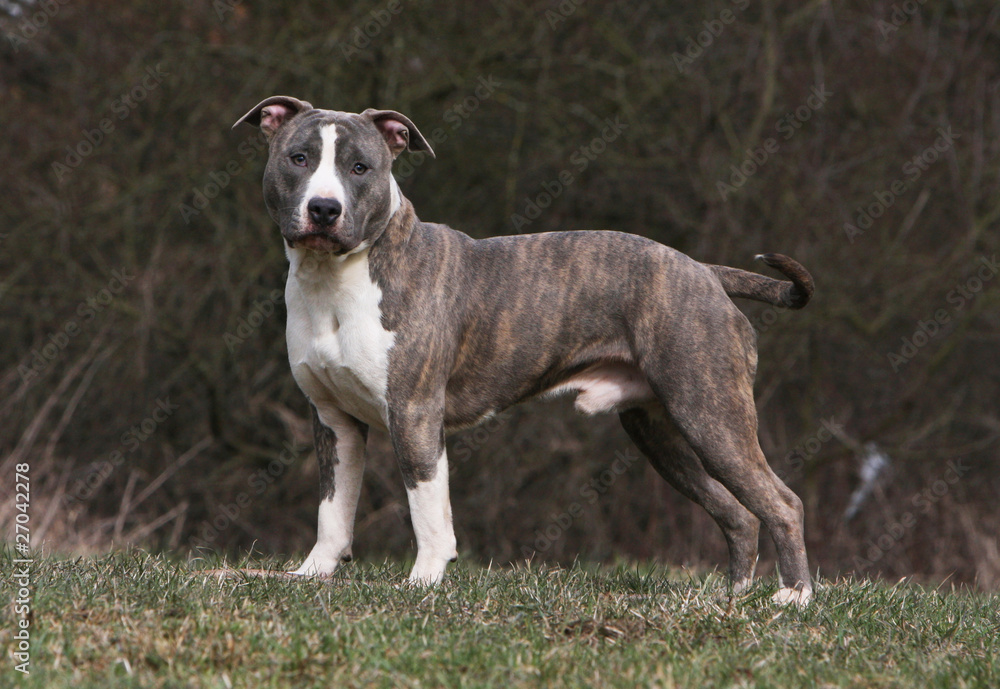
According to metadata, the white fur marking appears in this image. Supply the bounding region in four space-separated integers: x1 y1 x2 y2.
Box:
544 362 655 415
388 175 401 218
300 124 347 217
772 586 813 607
290 408 367 576
732 577 753 595
285 247 395 429
407 449 457 585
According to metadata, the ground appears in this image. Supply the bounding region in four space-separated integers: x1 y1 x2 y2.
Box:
1 548 996 688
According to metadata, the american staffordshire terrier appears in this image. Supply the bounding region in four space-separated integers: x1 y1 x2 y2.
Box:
234 96 815 605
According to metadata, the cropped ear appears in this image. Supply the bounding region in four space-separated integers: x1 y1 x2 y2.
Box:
233 96 313 140
364 109 435 159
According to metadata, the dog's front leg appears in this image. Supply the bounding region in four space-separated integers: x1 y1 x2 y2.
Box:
389 408 457 585
290 404 368 577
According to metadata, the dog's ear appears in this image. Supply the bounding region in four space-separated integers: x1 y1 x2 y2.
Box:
364 109 436 159
233 96 313 140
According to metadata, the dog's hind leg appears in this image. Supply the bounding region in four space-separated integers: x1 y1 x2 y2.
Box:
290 404 368 577
672 404 812 606
619 405 760 593
635 299 812 605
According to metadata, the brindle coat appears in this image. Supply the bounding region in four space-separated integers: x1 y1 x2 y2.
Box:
235 96 815 604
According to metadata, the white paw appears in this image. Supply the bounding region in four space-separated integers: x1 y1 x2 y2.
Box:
288 562 337 577
288 547 344 577
732 578 753 595
772 586 813 607
407 558 449 586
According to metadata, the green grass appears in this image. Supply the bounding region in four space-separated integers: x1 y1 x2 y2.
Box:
1 548 997 688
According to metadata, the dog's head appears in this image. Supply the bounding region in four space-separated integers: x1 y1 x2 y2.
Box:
234 96 434 255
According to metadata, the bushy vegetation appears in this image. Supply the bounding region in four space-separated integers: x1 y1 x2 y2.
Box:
2 0 998 588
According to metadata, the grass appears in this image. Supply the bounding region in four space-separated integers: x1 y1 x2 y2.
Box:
1 548 997 688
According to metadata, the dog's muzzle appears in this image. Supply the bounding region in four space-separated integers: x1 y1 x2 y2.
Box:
285 196 357 253
308 197 342 227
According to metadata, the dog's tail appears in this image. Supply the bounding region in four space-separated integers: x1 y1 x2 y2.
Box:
710 253 814 309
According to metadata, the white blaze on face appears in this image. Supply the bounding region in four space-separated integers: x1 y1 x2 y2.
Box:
300 123 347 224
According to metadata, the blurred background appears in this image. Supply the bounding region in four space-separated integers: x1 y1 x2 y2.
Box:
2 0 998 588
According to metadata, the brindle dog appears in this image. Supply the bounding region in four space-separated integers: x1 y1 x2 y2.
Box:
233 96 815 605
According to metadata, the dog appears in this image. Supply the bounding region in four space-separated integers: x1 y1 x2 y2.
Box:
233 96 815 605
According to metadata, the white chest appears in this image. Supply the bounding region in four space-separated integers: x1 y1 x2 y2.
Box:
284 249 394 430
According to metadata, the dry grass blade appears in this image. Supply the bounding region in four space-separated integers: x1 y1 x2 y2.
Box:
2 331 108 475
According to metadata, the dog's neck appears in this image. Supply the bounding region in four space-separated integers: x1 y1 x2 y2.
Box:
369 192 419 273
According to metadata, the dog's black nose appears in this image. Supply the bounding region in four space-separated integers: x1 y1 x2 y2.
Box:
307 197 342 226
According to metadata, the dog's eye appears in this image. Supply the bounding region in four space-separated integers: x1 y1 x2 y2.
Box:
290 153 307 167
352 162 369 175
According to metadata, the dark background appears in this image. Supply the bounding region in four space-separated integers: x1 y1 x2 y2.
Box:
2 0 998 588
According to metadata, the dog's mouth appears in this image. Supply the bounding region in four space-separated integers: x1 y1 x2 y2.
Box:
287 232 343 253
284 224 362 254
